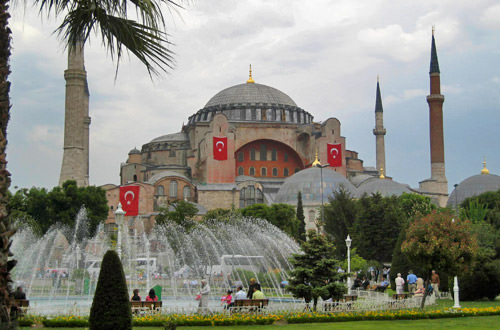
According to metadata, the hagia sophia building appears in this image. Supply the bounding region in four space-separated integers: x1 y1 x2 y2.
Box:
58 32 500 232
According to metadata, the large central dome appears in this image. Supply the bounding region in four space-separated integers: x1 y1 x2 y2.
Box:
205 83 297 108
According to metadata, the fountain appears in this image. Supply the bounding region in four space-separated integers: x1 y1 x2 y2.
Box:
11 206 301 315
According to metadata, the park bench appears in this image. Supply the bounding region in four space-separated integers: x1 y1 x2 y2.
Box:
131 301 162 314
231 299 269 313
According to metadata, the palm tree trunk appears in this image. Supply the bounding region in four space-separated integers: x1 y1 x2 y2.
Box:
0 0 16 327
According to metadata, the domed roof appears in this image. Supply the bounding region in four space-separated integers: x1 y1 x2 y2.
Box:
128 147 140 155
274 167 358 205
204 83 297 108
357 177 414 197
150 132 188 143
447 172 500 208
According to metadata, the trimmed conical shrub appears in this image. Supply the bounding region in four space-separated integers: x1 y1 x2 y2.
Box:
89 250 131 330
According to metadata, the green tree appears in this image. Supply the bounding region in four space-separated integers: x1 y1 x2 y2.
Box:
202 208 232 222
8 180 108 237
155 200 198 231
460 189 500 229
287 230 346 311
353 193 404 263
0 0 183 324
398 193 436 220
460 199 489 224
296 191 306 242
239 203 271 220
323 187 358 259
269 203 299 239
402 210 478 308
89 250 131 330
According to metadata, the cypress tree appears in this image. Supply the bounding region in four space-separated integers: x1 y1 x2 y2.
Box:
89 250 132 330
296 191 306 242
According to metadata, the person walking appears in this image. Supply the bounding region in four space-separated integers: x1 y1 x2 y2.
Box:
395 273 405 294
431 270 440 298
407 270 417 294
197 279 211 313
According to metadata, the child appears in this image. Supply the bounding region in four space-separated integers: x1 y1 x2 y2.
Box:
220 290 232 309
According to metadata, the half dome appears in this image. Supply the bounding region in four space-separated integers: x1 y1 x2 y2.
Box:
357 177 414 197
274 167 358 205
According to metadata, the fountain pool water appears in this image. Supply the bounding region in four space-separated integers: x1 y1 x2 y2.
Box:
11 209 300 315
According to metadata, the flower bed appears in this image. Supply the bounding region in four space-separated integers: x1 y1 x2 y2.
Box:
18 306 500 327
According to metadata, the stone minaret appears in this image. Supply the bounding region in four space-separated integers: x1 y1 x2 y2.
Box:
419 29 448 206
59 43 90 187
373 77 386 177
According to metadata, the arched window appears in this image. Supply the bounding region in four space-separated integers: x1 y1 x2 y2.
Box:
261 167 267 177
238 166 244 176
157 185 164 196
169 180 178 198
250 149 256 161
238 151 244 162
284 168 289 177
133 174 137 181
271 149 277 161
284 153 288 162
249 167 255 176
240 187 264 207
260 145 267 160
183 186 191 200
272 168 278 176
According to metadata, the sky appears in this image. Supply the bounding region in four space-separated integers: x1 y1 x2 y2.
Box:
8 0 500 193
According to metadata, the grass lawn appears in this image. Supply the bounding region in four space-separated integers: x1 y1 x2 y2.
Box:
19 315 500 329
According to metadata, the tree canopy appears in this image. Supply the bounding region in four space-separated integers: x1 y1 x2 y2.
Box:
287 230 346 311
8 180 108 237
155 199 198 231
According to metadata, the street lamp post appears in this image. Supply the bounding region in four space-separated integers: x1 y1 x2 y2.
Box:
451 218 461 308
115 203 126 259
454 184 459 215
345 235 352 295
315 163 329 225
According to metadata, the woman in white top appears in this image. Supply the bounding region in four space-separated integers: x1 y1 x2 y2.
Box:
395 273 405 294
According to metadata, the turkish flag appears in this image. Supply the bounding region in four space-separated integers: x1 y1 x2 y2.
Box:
119 186 140 216
213 136 228 160
327 143 342 167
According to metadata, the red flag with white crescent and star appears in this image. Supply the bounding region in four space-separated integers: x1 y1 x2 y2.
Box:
327 143 342 167
213 136 228 160
119 186 140 216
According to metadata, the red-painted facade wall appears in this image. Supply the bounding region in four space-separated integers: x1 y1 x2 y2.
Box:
235 140 304 178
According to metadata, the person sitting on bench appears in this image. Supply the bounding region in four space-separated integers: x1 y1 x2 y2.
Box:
376 277 389 292
252 283 265 299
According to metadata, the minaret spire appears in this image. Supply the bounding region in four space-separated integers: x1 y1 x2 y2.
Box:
419 29 448 207
373 76 386 177
59 42 90 187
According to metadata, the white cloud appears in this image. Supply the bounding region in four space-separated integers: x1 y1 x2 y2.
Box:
480 4 500 29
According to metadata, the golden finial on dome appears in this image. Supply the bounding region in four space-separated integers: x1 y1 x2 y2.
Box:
379 167 385 179
312 149 321 167
481 157 490 175
247 64 255 84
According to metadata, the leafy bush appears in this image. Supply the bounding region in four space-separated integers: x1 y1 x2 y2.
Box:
89 250 132 330
459 259 500 301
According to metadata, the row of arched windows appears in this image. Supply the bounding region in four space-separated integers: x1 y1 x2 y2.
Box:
239 186 264 207
238 148 285 162
156 181 191 199
237 166 299 177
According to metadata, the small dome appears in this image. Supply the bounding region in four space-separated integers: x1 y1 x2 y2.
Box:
274 167 358 205
357 177 414 197
128 147 140 155
447 172 500 208
205 83 297 108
